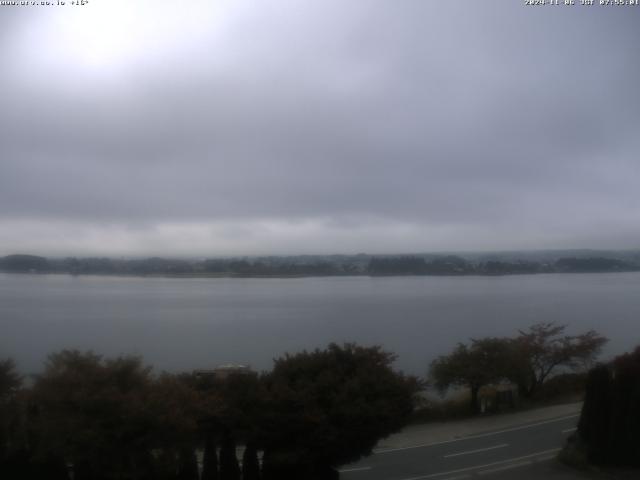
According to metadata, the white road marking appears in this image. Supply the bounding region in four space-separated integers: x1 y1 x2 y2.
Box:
535 455 558 462
562 427 577 433
443 443 509 458
376 414 579 454
395 448 561 480
477 460 531 475
338 466 372 473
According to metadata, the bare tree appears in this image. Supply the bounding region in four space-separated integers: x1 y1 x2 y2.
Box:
510 322 607 398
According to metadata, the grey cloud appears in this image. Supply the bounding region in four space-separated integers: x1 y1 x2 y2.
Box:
1 0 640 254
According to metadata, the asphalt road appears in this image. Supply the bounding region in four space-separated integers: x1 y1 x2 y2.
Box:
339 414 581 480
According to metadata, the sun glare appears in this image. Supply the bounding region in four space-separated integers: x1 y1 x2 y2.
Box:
35 0 233 72
55 0 139 68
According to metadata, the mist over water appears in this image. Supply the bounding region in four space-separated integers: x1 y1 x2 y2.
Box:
2 272 638 376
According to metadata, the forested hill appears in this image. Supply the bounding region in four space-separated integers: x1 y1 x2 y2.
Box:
1 251 640 277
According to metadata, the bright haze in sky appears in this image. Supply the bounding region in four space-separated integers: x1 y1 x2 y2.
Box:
1 0 639 256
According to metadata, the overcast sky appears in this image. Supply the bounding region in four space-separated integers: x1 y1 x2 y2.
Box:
1 0 639 257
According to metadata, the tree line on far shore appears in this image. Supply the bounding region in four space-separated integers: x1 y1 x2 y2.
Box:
1 253 639 277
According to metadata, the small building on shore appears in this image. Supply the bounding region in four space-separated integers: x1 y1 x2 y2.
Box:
194 363 254 381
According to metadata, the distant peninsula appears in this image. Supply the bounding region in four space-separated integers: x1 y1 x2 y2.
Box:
2 250 640 278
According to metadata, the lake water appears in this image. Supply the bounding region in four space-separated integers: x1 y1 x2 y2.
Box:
1 272 639 376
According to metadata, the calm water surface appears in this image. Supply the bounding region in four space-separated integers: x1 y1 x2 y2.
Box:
1 272 639 375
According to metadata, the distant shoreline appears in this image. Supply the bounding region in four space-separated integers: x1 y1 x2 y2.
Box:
2 252 639 278
2 269 640 280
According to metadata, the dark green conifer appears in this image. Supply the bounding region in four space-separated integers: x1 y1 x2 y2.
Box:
177 447 199 480
241 442 260 480
202 434 219 480
219 432 240 480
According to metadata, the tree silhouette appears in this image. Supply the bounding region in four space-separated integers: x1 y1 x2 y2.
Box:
242 442 260 480
575 346 640 466
201 433 219 480
260 343 419 476
177 446 199 480
430 338 512 413
219 431 240 480
511 322 607 398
